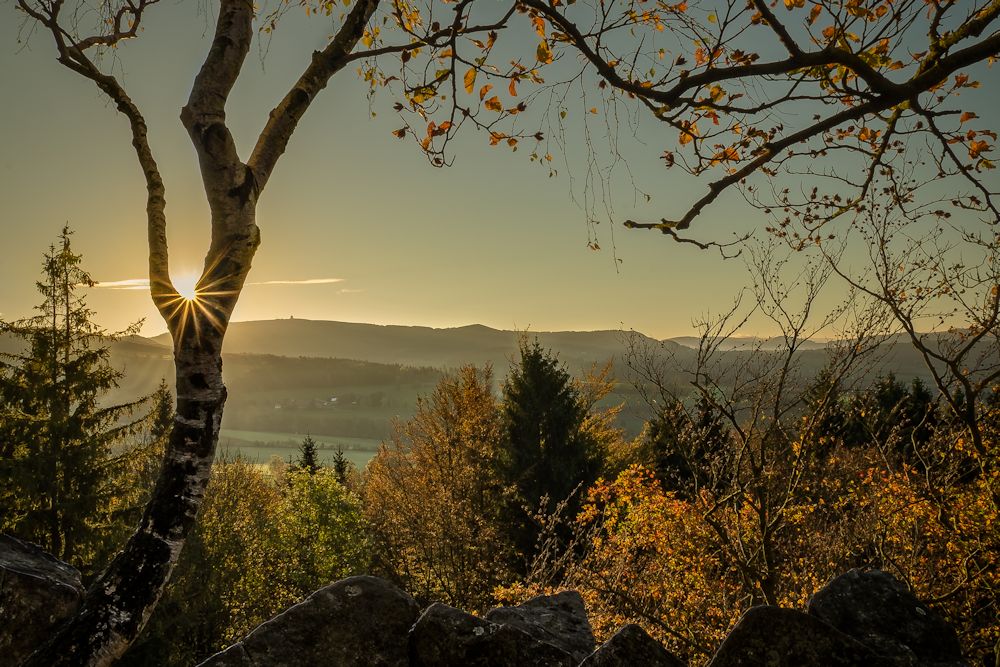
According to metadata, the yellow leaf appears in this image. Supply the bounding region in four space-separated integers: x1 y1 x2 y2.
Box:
679 121 698 145
537 41 553 64
479 84 493 101
464 68 476 94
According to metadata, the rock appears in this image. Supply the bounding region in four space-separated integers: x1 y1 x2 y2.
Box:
808 569 966 666
580 624 685 667
409 602 576 667
485 590 596 662
707 606 898 667
197 575 420 667
0 534 85 666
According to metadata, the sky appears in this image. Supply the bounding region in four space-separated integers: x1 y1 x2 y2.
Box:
0 2 994 340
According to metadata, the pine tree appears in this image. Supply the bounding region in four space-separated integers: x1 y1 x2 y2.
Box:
499 339 604 561
0 226 148 570
297 435 320 474
331 446 351 485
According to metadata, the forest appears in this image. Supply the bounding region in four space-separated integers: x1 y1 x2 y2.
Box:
1 0 999 665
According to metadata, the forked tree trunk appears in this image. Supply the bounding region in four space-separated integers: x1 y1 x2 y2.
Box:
27 213 259 667
19 0 378 663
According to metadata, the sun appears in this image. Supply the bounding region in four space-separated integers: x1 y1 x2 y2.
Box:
172 273 200 301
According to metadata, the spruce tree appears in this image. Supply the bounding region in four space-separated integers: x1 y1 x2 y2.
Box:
331 446 351 485
0 226 148 570
499 339 603 560
297 435 320 474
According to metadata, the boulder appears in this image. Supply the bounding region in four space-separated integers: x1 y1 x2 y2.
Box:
197 575 420 667
707 606 899 667
409 602 575 667
0 534 84 666
808 569 966 666
485 590 595 662
580 624 685 667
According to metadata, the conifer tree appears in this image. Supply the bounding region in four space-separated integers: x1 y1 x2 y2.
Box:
331 446 351 486
499 339 604 560
297 435 320 474
0 227 147 570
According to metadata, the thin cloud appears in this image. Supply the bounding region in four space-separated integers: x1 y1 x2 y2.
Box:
91 277 347 290
250 278 344 286
93 278 150 291
338 288 365 294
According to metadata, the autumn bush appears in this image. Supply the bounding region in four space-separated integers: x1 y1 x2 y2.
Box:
506 401 999 666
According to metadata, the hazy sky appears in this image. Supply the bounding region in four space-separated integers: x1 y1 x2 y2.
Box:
0 3 994 339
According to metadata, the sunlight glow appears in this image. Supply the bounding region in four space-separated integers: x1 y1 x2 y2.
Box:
173 273 200 301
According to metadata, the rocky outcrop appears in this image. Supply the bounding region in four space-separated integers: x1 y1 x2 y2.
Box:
409 602 576 666
707 606 897 667
197 575 421 667
579 624 685 667
808 569 965 666
484 591 595 662
0 534 84 667
708 570 970 667
198 568 967 667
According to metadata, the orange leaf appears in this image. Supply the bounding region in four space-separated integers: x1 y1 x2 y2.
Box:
484 96 503 112
464 68 476 94
509 78 518 97
711 147 740 164
479 84 493 101
969 140 990 159
679 121 698 145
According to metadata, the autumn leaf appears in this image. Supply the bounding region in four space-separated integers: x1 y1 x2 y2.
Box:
479 84 493 101
960 111 978 124
464 68 476 95
710 147 740 164
969 139 990 159
679 121 699 145
484 96 503 112
509 78 518 97
537 41 553 64
531 15 546 38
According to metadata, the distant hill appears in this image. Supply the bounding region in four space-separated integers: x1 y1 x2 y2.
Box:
4 320 960 450
150 319 655 373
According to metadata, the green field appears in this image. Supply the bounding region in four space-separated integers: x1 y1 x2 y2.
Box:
218 429 382 469
219 444 376 469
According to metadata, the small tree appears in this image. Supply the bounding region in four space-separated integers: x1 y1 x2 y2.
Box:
0 227 148 572
364 365 511 610
296 435 320 474
331 446 351 486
